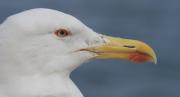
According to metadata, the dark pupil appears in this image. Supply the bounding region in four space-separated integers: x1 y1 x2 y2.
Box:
60 31 65 35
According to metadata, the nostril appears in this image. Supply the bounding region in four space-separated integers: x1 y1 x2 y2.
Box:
123 45 136 48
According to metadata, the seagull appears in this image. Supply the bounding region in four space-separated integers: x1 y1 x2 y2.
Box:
0 8 157 97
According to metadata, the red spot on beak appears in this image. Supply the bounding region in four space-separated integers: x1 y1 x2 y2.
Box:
129 52 150 63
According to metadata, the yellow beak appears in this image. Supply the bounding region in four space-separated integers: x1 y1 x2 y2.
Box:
81 35 157 64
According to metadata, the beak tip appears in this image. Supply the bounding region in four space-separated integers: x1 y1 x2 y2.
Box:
151 52 157 64
153 57 157 64
153 58 157 64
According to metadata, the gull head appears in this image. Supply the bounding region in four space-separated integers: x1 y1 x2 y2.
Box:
0 8 157 75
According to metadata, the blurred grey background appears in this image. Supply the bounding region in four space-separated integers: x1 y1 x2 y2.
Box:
0 0 179 97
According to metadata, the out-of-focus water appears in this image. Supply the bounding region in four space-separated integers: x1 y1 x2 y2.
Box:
0 0 179 97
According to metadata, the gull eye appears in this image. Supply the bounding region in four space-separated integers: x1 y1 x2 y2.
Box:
54 29 71 38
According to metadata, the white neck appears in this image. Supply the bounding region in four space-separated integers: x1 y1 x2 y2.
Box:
0 69 84 97
0 45 93 97
0 53 87 97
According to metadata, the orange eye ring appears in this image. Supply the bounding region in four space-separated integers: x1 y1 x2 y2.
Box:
54 29 71 37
